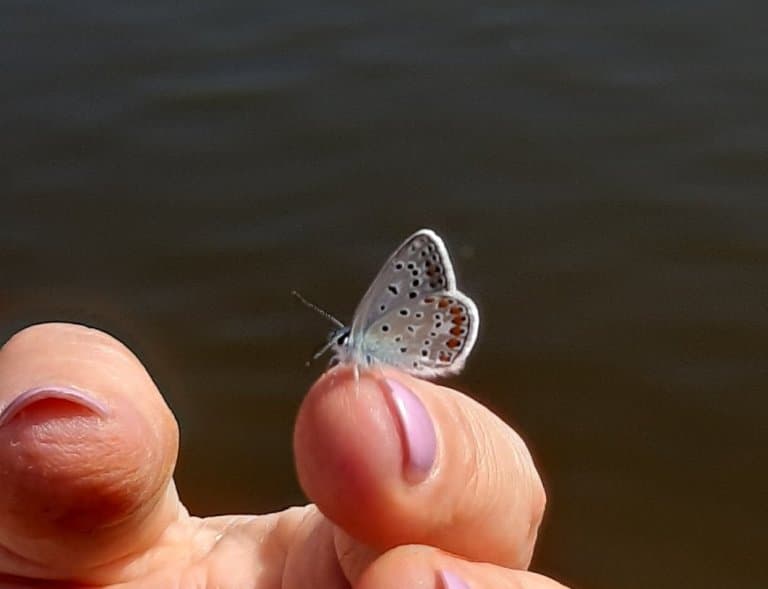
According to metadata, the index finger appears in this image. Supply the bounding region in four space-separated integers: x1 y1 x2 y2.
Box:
293 366 546 569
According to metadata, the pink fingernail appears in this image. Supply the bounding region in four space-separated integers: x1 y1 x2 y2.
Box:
0 385 110 428
438 569 471 589
384 378 437 483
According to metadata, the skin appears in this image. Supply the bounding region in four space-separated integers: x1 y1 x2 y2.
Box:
0 323 568 589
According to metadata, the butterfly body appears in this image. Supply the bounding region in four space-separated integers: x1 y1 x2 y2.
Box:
322 229 479 379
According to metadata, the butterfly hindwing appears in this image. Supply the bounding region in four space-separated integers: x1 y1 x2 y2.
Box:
359 290 478 377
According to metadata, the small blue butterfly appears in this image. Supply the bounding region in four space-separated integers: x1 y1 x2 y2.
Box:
295 229 479 379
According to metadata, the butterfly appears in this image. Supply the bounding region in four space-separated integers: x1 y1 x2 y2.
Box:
294 229 479 380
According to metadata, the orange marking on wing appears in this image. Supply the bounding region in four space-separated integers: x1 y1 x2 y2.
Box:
447 338 461 349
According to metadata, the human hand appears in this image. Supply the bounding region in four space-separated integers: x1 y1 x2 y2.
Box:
0 323 566 588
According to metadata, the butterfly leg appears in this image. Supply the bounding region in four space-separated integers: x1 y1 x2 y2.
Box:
369 360 386 381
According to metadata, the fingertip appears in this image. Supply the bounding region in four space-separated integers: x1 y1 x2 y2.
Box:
356 545 438 589
295 362 546 569
295 366 461 552
0 322 180 573
358 545 571 589
294 366 403 538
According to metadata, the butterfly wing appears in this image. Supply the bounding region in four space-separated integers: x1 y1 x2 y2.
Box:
349 229 455 341
349 229 479 377
358 290 479 378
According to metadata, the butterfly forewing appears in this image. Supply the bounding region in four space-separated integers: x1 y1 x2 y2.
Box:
349 230 456 340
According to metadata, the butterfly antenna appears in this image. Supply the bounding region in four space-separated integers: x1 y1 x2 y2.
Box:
291 290 345 328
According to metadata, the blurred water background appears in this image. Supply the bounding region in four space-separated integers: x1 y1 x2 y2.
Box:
1 1 766 587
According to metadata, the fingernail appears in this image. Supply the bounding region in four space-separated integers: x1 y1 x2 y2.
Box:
384 378 437 483
0 385 110 428
438 569 471 589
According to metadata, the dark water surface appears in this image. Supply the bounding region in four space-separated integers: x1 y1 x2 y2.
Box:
2 2 766 587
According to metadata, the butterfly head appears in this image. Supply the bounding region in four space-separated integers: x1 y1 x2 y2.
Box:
307 325 352 368
329 325 351 349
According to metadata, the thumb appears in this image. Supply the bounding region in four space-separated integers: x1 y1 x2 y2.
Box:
0 323 180 581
